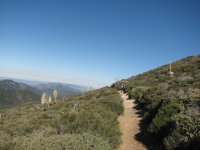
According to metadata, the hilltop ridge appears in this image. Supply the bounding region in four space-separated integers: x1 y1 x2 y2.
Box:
113 55 200 89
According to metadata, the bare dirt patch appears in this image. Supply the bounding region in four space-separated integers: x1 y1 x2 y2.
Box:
118 92 146 150
118 92 165 150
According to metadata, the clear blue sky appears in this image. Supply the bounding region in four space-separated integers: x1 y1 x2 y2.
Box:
0 0 199 87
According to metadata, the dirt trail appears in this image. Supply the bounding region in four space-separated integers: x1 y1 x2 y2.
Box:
118 92 146 150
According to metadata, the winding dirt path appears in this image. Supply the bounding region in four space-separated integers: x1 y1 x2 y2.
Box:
118 92 146 150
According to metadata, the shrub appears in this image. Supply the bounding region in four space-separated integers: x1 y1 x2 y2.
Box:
128 86 147 100
140 88 167 121
163 114 200 150
148 102 181 139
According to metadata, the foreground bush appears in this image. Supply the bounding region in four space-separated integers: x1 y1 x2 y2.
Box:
148 102 181 139
163 114 200 150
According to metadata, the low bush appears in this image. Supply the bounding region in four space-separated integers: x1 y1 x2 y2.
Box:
128 86 147 100
163 114 200 150
148 102 181 139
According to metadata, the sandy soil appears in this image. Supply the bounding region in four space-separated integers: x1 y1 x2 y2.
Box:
118 92 147 150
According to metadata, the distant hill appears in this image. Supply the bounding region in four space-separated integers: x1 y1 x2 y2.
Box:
0 88 40 105
0 80 41 105
0 79 42 95
33 83 81 97
47 82 87 92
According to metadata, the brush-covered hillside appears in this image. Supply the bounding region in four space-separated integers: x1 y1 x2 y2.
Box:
0 88 40 106
112 55 200 150
0 79 42 95
0 80 42 106
0 87 123 150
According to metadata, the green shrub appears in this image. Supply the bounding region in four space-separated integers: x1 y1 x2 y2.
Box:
128 86 147 100
163 114 200 150
140 88 167 121
148 102 181 139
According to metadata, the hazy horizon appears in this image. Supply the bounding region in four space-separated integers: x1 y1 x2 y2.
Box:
1 0 199 87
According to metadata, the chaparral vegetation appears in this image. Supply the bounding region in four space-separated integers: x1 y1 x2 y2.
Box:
0 87 123 150
112 55 200 150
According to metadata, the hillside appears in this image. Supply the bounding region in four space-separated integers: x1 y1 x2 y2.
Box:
112 55 200 150
0 79 42 95
0 88 40 106
0 87 123 149
0 80 41 106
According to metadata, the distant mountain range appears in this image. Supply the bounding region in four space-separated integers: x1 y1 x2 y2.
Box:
32 82 82 97
0 77 44 85
0 79 82 106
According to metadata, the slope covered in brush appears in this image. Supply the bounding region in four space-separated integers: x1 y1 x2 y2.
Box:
0 88 40 106
112 55 200 150
0 79 42 95
0 87 123 150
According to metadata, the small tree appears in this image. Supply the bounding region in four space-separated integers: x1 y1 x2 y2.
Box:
41 92 47 109
53 89 57 103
